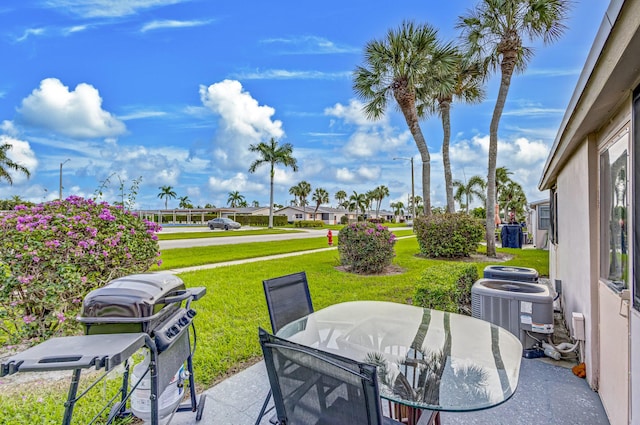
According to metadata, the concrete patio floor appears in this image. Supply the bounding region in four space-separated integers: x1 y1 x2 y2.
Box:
170 356 609 425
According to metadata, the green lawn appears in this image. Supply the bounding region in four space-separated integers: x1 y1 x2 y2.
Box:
158 228 302 240
0 237 548 423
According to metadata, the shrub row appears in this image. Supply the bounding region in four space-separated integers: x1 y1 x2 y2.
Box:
235 215 288 227
294 220 325 228
413 263 478 314
414 213 484 258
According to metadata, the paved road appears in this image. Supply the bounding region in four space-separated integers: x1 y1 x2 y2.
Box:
158 228 331 249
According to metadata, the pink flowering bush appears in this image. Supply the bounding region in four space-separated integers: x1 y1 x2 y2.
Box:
0 196 161 342
337 222 396 274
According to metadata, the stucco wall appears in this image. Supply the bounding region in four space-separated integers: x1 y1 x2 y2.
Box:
553 141 599 385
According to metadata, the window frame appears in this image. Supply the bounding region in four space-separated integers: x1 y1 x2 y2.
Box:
633 85 640 311
538 205 550 230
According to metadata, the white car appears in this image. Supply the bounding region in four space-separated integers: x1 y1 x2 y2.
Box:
207 217 241 230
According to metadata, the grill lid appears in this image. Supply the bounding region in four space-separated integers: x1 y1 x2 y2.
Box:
80 273 186 321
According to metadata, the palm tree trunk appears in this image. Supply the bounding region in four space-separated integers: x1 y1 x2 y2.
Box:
486 53 516 257
395 89 431 216
440 100 454 213
269 164 275 228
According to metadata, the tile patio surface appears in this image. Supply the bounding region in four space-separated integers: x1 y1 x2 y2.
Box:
170 356 609 425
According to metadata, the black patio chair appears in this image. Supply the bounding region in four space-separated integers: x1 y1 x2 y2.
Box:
255 271 314 425
259 328 404 425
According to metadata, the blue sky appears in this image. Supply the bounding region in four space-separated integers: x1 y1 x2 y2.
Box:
0 0 608 210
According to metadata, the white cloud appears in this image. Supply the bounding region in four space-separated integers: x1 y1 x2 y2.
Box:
45 0 190 18
18 78 126 139
325 99 384 127
208 173 264 193
0 135 38 184
357 166 380 180
141 19 213 32
232 69 350 80
16 28 46 42
335 167 356 183
260 36 359 54
119 110 167 120
1 120 17 136
199 79 284 167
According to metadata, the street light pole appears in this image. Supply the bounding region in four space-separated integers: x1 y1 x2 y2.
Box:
393 157 416 220
59 159 70 200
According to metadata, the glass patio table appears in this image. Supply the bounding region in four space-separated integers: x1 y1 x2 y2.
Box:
276 301 522 421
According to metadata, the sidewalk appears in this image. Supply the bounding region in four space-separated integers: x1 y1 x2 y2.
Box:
170 357 608 425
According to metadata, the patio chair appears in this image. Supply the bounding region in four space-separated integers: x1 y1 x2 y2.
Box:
255 271 314 425
259 328 404 425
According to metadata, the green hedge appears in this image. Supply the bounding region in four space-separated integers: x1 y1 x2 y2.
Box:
413 263 478 315
413 213 484 258
294 220 325 228
234 215 288 227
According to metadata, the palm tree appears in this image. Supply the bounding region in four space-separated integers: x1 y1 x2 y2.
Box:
349 191 367 219
289 185 301 206
227 191 245 208
178 196 193 209
499 180 527 222
251 200 260 207
453 175 486 214
426 49 485 213
0 142 31 185
296 181 312 219
335 190 347 208
457 0 569 256
157 185 177 209
312 187 329 219
248 137 299 228
390 201 405 221
372 185 390 218
354 21 457 216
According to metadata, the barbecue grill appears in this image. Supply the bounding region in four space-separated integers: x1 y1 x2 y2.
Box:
1 273 207 425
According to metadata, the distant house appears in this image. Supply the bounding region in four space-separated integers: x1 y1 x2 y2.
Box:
538 2 639 423
527 199 550 249
275 206 356 224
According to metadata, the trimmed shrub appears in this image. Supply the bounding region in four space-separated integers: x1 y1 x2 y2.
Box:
234 215 288 227
340 215 349 225
0 196 161 342
413 213 483 258
294 220 324 228
413 263 478 314
338 222 396 274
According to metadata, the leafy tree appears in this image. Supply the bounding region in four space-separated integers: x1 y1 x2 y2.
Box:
335 190 348 209
372 185 390 218
248 137 298 228
204 203 216 208
354 21 456 216
453 175 486 214
499 180 527 222
252 200 260 207
0 142 31 185
426 49 485 212
294 181 312 218
457 0 569 255
289 185 301 206
178 196 193 209
349 191 367 219
157 185 177 209
312 187 329 218
227 191 245 208
390 201 405 220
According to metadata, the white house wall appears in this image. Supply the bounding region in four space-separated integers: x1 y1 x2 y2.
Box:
553 141 599 386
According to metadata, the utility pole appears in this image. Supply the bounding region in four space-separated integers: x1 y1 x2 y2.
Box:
59 159 70 200
394 157 416 220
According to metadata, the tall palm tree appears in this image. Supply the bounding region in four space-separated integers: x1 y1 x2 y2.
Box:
289 185 301 206
0 142 31 185
312 187 329 219
499 180 527 222
390 201 405 221
227 191 245 208
248 137 299 228
354 21 456 217
157 185 177 209
178 196 193 209
335 190 347 208
372 185 390 218
297 181 312 219
365 190 375 215
349 191 367 219
457 0 569 256
426 48 485 213
252 200 260 207
453 175 486 214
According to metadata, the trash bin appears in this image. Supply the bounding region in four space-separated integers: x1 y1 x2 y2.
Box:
500 224 523 248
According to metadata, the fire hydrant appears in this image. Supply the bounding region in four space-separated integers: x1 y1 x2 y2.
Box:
327 229 333 246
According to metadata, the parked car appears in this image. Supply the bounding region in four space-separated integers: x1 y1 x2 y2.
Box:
208 217 241 230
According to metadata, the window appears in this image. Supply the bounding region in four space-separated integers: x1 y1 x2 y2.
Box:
538 205 550 230
600 128 629 291
295 214 303 219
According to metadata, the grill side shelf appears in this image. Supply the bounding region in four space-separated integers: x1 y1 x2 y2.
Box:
0 333 148 376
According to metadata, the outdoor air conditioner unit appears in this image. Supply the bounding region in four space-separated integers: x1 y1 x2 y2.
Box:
472 278 554 351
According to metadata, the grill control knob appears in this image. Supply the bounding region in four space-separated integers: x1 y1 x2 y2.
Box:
170 325 180 335
186 309 196 318
179 316 190 326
